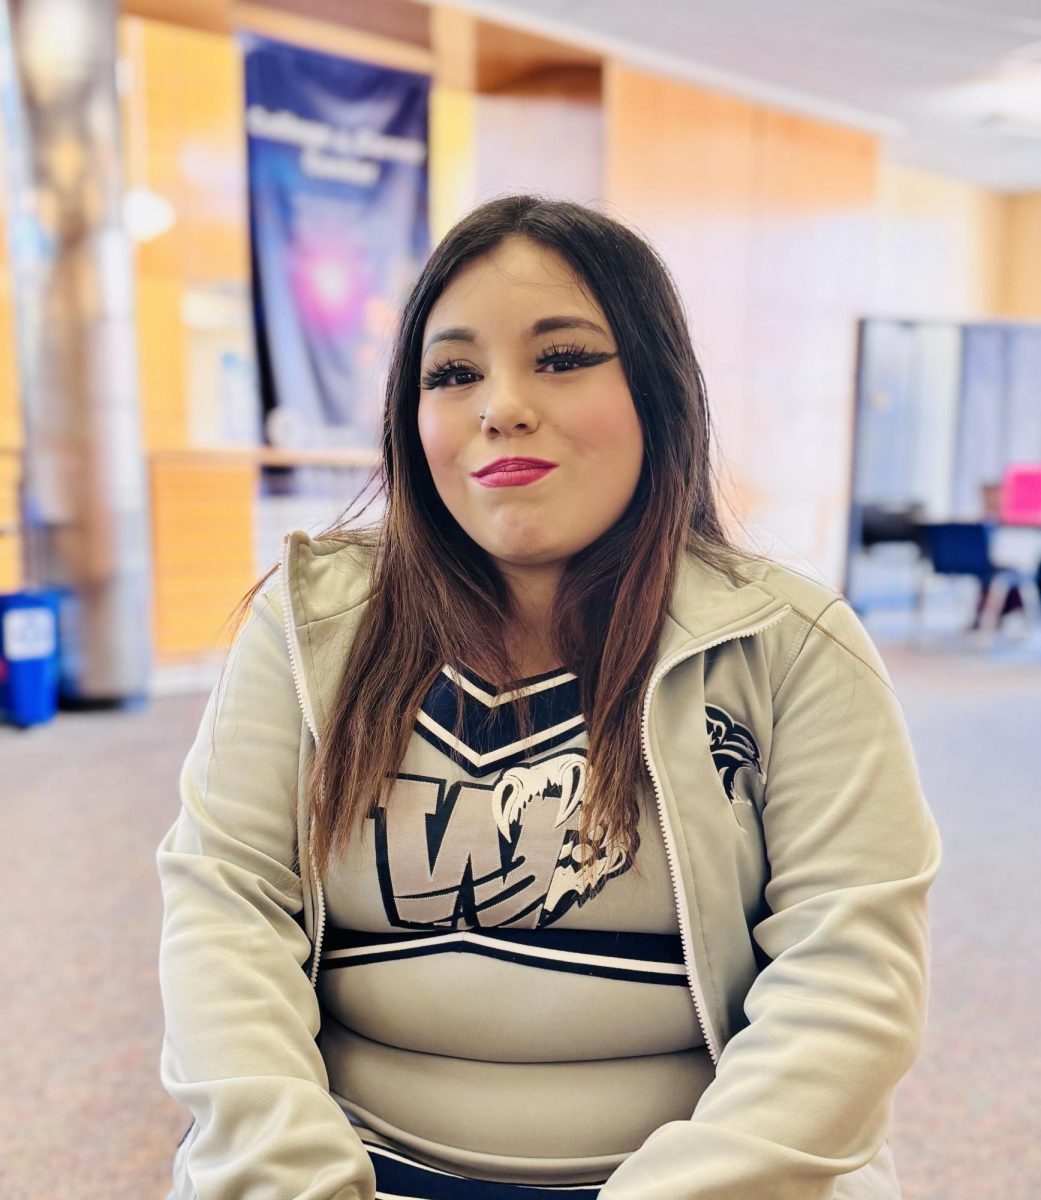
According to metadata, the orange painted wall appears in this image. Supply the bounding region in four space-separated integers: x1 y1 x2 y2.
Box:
605 64 878 584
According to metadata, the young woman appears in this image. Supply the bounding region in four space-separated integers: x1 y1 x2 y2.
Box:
157 195 942 1200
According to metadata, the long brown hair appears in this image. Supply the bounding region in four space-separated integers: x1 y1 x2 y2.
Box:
227 194 770 879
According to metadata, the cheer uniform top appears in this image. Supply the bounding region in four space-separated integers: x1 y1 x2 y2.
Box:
315 661 715 1197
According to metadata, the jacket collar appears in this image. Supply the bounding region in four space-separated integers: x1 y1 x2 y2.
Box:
659 545 791 663
280 529 790 739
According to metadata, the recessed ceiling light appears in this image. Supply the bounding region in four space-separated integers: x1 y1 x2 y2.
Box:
978 112 1041 138
927 55 1041 131
1005 40 1041 67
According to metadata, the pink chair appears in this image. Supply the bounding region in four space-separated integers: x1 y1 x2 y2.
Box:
1000 465 1041 526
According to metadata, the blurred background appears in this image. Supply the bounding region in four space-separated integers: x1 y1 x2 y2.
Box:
1 1 1039 1197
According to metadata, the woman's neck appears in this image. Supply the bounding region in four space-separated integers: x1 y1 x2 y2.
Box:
505 637 565 681
464 556 567 685
498 556 563 624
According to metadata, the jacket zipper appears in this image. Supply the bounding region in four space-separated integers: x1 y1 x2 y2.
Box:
640 605 791 1067
279 534 328 988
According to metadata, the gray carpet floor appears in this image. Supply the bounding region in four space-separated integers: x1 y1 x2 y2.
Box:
1 626 1038 1199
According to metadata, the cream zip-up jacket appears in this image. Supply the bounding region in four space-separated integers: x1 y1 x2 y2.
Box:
157 529 942 1200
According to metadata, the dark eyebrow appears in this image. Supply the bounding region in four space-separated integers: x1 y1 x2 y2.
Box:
422 326 475 355
422 314 609 357
530 315 609 338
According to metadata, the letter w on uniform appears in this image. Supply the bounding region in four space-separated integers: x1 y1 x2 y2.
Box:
372 769 581 929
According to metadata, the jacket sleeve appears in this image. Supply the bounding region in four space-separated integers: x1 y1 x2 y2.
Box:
600 597 942 1200
156 581 376 1200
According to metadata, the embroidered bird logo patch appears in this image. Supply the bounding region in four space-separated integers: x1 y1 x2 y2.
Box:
705 705 763 804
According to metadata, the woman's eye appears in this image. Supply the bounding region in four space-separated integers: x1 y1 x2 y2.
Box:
540 355 582 374
445 368 479 387
420 345 615 389
536 344 616 375
420 362 481 390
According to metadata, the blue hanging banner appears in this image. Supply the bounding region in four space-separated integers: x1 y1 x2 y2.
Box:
243 35 429 451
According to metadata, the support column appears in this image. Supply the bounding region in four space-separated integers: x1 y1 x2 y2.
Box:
4 0 151 702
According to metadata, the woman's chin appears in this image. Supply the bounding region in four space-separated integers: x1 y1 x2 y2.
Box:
485 540 574 570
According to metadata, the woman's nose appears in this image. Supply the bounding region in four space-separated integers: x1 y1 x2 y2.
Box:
478 381 539 435
481 409 534 434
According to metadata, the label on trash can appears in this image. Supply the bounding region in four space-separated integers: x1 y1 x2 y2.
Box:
3 607 57 661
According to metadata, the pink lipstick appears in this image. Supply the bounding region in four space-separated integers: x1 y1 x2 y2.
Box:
471 457 558 488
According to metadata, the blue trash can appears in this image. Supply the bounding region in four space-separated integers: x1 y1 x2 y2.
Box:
0 588 62 728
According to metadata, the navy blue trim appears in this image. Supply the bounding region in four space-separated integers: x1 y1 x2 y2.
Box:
321 927 686 987
453 662 573 691
325 941 686 986
365 1140 606 1198
414 721 584 777
415 666 584 779
325 926 683 963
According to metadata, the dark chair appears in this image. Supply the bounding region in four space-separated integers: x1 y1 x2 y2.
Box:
859 503 926 551
916 522 1040 637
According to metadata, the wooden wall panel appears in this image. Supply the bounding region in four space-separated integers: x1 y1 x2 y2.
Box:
150 458 258 655
0 132 23 591
1001 193 1041 319
237 0 430 48
429 11 603 237
743 108 878 582
234 4 432 72
605 73 758 386
121 14 249 455
429 9 479 240
134 276 189 451
0 270 20 451
605 66 761 554
472 78 603 210
122 0 232 34
430 84 478 241
873 162 1006 320
121 16 257 659
0 451 21 593
475 19 598 94
605 63 879 584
